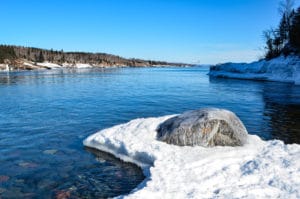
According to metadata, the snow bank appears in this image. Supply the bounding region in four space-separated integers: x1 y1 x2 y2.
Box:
37 62 93 69
0 64 9 71
60 63 93 68
37 62 62 68
209 56 300 85
23 62 35 67
74 63 93 68
84 116 300 199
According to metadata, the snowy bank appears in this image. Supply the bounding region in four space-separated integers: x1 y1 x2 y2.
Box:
0 64 10 71
74 63 93 68
209 56 300 85
84 115 300 199
37 62 62 69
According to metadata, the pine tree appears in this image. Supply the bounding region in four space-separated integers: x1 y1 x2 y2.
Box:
38 51 44 62
290 7 300 52
279 13 289 45
263 30 275 59
263 0 297 59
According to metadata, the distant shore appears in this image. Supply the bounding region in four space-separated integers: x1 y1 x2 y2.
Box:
0 45 192 71
0 60 192 72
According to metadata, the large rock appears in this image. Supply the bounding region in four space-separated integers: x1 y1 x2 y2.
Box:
157 108 248 147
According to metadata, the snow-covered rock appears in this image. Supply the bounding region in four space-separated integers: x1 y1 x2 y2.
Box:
209 55 300 85
157 108 248 147
83 115 300 199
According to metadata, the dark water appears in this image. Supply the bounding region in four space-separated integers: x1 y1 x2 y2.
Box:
0 67 299 198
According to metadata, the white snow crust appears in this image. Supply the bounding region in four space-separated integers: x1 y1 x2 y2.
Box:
37 62 62 68
209 56 300 85
84 116 300 199
37 62 93 69
74 63 93 68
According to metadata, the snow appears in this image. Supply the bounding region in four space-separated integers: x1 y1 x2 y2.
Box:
37 62 62 68
74 63 93 68
83 115 300 199
60 63 93 68
36 62 93 69
209 56 300 85
0 64 9 71
23 62 34 67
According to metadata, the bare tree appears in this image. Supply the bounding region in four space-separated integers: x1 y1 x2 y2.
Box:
278 0 295 17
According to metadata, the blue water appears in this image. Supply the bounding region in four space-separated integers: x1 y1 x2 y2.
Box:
0 67 299 198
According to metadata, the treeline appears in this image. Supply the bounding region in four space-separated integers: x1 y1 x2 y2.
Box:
0 45 16 63
0 45 184 67
264 0 300 59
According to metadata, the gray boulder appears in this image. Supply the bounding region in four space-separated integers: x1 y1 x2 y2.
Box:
157 108 248 147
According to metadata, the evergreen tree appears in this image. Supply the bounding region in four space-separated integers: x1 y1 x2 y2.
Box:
38 51 44 62
290 7 300 52
279 13 289 44
263 0 297 59
0 45 16 63
263 29 276 59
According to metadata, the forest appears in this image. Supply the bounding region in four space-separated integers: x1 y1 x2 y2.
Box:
0 45 184 67
264 0 300 59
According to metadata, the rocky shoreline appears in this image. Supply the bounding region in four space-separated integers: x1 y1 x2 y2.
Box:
0 60 190 72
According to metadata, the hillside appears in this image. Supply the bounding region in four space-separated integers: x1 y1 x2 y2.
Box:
0 45 189 70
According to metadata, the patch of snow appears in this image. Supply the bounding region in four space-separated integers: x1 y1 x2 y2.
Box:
23 62 34 67
37 62 62 68
60 63 72 67
0 64 9 71
209 56 300 85
84 116 300 198
75 63 93 68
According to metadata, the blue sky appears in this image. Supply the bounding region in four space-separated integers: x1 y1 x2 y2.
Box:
0 0 297 64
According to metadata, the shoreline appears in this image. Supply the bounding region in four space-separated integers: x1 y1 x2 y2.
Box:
209 55 300 85
0 61 193 72
83 115 300 198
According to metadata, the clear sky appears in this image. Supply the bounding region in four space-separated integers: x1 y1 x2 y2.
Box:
1 0 298 64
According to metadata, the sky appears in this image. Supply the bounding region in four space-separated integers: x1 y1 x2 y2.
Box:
1 0 299 64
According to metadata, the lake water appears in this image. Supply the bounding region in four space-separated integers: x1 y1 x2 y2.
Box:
0 67 299 198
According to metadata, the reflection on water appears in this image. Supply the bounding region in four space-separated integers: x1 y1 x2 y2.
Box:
262 83 300 144
0 67 299 198
0 68 122 85
209 77 300 144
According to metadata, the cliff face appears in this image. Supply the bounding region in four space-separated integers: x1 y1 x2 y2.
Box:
0 45 188 70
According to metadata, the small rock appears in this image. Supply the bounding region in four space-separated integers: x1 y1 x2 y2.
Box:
37 179 55 189
43 149 58 155
77 175 84 179
15 179 24 183
96 157 106 163
1 187 23 198
55 190 71 199
68 186 77 191
23 193 36 198
0 187 7 193
115 171 123 178
0 175 9 183
18 162 38 168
